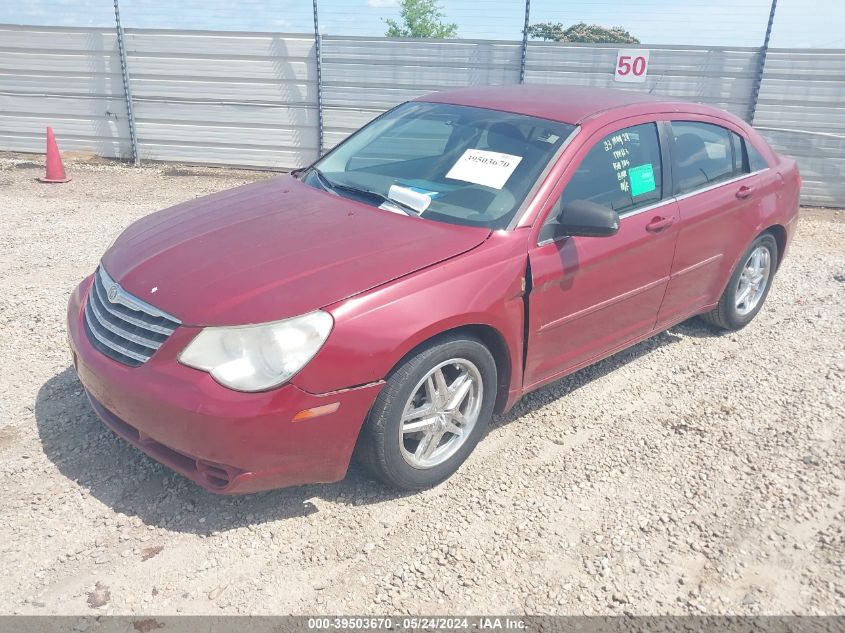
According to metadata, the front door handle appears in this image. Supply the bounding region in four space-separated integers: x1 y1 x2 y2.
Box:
736 185 755 199
645 216 675 233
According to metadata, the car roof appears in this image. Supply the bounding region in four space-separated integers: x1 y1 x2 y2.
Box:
416 85 701 125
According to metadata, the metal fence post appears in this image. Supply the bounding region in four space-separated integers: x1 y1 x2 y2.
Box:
748 0 778 124
113 0 139 166
519 0 531 83
312 0 324 158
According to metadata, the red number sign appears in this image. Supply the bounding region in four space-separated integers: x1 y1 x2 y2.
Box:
615 49 650 83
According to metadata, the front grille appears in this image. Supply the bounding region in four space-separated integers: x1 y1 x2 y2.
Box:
83 266 181 367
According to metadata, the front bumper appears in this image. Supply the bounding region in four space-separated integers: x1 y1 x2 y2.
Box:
66 275 383 494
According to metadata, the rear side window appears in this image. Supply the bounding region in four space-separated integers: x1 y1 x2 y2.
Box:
560 122 664 215
731 131 770 175
745 139 770 172
671 121 735 194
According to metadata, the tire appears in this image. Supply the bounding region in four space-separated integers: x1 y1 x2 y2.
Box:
356 334 497 490
700 232 778 331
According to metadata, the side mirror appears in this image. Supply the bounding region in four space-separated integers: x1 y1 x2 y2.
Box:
557 200 620 238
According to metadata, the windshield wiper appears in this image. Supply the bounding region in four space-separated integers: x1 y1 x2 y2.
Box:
310 168 420 217
310 166 336 192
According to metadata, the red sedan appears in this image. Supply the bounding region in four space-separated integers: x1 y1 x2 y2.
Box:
67 86 800 493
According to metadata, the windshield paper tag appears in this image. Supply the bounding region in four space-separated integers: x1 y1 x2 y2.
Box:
628 163 656 197
445 149 523 190
388 185 433 212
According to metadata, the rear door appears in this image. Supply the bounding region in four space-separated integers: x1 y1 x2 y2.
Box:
524 119 680 389
657 119 777 325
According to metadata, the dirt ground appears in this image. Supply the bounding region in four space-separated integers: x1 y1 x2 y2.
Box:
0 155 843 616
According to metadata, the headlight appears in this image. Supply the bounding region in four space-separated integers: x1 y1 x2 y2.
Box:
178 310 333 392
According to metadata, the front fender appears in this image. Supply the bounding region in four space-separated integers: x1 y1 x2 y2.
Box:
292 230 530 402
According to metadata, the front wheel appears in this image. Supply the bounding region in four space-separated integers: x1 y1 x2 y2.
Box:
356 335 497 490
701 232 778 331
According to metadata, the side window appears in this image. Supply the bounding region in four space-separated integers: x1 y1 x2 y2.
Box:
731 132 769 175
671 121 735 194
539 123 663 242
561 123 663 214
731 131 770 175
745 139 770 172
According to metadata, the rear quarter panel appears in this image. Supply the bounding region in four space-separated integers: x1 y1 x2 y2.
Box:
724 114 801 247
716 147 801 289
774 155 801 262
736 117 801 253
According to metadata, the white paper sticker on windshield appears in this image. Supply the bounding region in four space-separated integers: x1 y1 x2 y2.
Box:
445 149 523 190
388 185 433 213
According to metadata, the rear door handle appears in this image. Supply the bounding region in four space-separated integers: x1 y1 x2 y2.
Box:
645 216 675 233
736 185 755 199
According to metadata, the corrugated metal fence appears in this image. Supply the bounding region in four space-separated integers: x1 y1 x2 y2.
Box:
125 29 317 168
321 36 522 149
0 24 317 166
752 49 845 207
1 24 843 206
0 26 128 157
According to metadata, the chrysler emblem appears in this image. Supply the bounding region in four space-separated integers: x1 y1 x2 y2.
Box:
107 283 120 302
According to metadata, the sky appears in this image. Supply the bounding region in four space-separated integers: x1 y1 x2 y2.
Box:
2 0 844 48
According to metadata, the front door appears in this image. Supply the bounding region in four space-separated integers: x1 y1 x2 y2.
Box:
524 120 679 390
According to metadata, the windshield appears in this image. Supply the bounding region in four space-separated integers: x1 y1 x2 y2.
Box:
304 102 576 229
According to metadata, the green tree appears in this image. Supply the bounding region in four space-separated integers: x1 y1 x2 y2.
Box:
384 0 458 38
527 21 640 44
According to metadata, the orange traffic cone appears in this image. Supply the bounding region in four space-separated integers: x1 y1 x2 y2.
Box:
38 126 71 183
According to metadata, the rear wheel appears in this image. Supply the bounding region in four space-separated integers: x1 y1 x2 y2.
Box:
357 335 497 490
701 232 778 331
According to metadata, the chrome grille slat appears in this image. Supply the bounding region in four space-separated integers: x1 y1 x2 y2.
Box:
84 315 151 363
88 280 170 346
83 266 181 366
86 295 161 351
91 274 177 335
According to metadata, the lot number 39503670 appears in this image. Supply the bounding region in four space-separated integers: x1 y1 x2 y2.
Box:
615 49 650 83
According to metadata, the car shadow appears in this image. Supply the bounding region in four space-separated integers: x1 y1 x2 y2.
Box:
35 317 719 534
34 369 415 535
492 316 725 427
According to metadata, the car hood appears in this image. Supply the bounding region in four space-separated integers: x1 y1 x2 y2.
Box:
101 175 490 326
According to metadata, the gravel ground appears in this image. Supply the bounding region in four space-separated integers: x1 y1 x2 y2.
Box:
0 155 843 616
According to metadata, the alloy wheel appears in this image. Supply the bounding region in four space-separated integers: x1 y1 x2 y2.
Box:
399 358 483 469
735 245 772 316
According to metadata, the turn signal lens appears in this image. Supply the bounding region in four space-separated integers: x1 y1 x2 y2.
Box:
292 402 340 421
